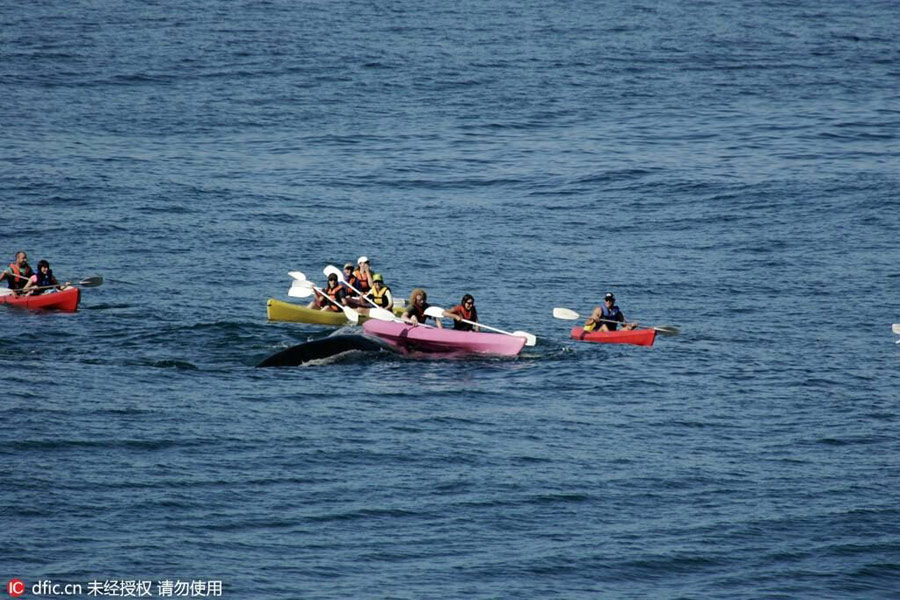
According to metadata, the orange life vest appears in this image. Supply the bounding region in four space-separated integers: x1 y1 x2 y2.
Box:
352 268 371 293
6 263 31 291
317 284 344 312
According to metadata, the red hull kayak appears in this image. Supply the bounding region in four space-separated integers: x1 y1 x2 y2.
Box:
363 320 526 357
0 287 80 312
570 326 656 347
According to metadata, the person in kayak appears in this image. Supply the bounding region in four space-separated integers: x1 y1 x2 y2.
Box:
402 288 443 328
584 292 637 332
445 294 479 331
21 260 69 295
352 256 373 294
341 263 359 296
307 272 347 312
0 251 34 292
363 273 393 310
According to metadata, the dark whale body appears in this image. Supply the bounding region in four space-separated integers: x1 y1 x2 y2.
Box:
257 334 395 367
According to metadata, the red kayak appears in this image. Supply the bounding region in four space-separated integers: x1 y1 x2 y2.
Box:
570 326 656 347
0 287 80 312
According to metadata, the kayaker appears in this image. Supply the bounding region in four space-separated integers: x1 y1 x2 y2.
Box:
445 294 479 332
22 260 68 295
402 288 443 328
584 293 637 332
307 272 347 312
363 273 393 310
352 256 373 294
341 263 359 297
0 251 34 292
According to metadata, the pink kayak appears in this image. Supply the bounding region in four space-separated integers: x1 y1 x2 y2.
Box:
570 326 656 347
362 320 526 357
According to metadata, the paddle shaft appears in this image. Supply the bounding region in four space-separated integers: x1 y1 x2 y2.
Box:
426 306 536 345
554 307 678 335
590 317 680 335
0 275 100 295
311 283 354 315
450 316 537 345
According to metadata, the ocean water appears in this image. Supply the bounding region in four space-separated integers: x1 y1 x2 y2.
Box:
2 0 899 598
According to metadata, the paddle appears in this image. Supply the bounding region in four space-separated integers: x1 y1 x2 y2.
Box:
893 324 900 335
287 271 358 324
424 306 537 346
552 307 680 336
0 275 104 296
287 280 315 299
322 265 399 322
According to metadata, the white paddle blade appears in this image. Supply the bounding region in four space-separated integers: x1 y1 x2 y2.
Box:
288 286 314 299
369 307 400 322
553 307 580 320
342 306 359 324
513 331 537 346
288 271 306 281
368 307 400 322
424 306 445 319
893 324 900 335
323 265 344 281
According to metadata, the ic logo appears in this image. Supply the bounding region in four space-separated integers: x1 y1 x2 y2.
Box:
7 579 25 598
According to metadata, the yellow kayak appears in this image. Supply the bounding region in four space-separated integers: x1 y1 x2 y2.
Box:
266 298 404 326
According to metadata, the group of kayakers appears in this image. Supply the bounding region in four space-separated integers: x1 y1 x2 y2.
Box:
304 255 635 333
306 256 393 314
0 251 68 295
305 255 479 330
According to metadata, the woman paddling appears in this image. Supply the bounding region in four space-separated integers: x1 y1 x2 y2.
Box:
352 256 373 294
22 260 69 296
307 272 347 312
444 294 479 332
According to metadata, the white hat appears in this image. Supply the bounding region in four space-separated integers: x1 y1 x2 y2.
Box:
358 256 369 264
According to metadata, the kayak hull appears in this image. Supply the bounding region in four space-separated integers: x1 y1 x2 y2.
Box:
0 287 80 312
570 326 656 347
362 320 526 357
266 298 404 326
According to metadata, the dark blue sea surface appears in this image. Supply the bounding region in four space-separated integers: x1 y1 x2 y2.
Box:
3 0 899 598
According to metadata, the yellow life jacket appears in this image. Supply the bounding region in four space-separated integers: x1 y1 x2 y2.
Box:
370 285 391 307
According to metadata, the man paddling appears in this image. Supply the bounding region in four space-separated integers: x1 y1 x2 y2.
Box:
0 251 34 292
402 288 443 328
584 292 637 332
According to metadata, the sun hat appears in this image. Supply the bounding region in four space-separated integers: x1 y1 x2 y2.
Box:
358 256 369 264
372 273 383 282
